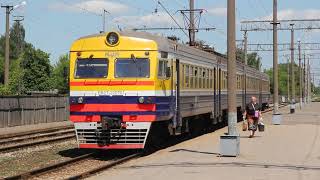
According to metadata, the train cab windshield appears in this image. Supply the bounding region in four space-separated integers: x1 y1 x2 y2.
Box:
75 58 108 78
115 58 150 78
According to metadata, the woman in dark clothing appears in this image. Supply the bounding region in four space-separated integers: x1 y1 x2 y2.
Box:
243 96 262 138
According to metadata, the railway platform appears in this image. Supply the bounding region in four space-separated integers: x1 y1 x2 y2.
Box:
90 102 320 180
0 121 73 137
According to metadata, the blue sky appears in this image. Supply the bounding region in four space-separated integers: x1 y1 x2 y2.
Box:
0 0 320 84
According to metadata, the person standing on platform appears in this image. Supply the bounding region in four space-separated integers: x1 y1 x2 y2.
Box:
243 96 262 138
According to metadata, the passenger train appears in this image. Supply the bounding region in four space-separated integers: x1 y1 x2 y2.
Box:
69 31 270 150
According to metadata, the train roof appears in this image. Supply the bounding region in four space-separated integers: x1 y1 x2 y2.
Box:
77 31 269 80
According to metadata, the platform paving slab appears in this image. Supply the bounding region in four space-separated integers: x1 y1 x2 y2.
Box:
90 103 320 180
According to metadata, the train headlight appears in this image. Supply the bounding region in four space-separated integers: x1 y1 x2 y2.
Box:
78 97 84 104
106 32 120 46
138 97 145 104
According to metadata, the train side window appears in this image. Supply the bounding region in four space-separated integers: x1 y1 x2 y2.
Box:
190 66 194 88
158 59 168 78
195 67 198 89
223 71 226 89
222 71 224 89
209 69 212 89
180 64 184 89
185 65 189 88
199 68 203 89
206 69 209 89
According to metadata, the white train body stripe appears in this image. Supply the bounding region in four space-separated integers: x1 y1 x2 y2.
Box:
70 90 175 97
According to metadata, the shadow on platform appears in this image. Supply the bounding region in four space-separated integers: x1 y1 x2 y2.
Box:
121 161 320 171
169 148 220 156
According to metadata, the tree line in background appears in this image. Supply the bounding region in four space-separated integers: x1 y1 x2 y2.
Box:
0 23 319 96
264 63 320 97
0 22 69 95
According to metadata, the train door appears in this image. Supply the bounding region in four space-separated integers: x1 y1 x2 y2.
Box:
213 67 218 124
243 67 246 111
174 59 181 133
168 56 182 135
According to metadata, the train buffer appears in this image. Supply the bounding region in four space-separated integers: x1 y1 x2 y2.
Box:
89 102 320 180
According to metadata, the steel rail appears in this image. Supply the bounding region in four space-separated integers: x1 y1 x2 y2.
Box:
4 153 94 180
0 134 75 153
0 129 74 145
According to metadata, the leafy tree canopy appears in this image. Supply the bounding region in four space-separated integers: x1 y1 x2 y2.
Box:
236 48 261 70
0 22 71 95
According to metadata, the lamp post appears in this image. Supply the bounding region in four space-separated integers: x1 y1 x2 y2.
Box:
1 1 27 85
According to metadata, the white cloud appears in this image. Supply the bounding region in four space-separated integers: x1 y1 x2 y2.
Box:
49 0 129 15
207 7 227 17
113 12 182 28
262 9 320 20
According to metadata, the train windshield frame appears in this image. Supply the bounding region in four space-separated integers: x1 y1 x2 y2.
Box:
115 58 150 78
74 58 109 79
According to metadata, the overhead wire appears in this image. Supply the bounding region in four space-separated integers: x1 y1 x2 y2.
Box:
155 0 189 38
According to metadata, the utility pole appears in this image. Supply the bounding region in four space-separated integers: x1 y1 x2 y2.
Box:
298 41 302 109
102 9 108 32
303 54 306 104
220 0 239 157
243 30 248 109
272 0 281 124
13 16 24 55
308 59 311 103
227 0 237 136
287 57 290 102
1 5 13 85
290 24 295 113
244 31 248 65
189 0 195 46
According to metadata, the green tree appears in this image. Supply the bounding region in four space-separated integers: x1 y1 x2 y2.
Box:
0 21 26 59
0 21 26 85
264 63 301 96
51 54 69 94
20 44 52 92
236 48 261 70
0 55 4 83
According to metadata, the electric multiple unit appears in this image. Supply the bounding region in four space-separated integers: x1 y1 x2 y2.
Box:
69 31 270 150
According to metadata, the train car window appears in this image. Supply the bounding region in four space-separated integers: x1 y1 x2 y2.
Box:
185 65 189 88
115 58 150 78
209 70 212 89
180 64 184 89
195 67 198 89
206 69 211 88
224 71 227 89
158 60 168 77
200 68 203 89
75 58 108 78
191 66 194 88
160 51 168 59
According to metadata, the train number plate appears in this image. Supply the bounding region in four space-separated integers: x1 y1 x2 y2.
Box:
98 91 124 96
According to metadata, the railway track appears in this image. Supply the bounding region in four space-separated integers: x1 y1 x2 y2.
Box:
4 152 141 180
0 126 75 153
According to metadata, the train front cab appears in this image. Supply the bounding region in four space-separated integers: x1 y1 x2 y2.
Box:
69 32 162 150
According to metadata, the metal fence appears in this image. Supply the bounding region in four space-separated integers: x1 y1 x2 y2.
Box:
0 96 69 128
